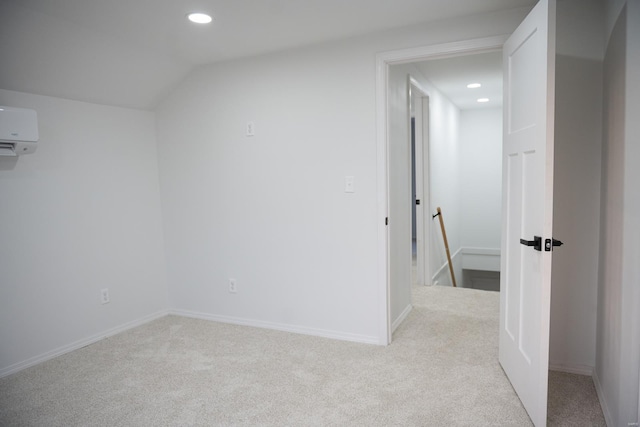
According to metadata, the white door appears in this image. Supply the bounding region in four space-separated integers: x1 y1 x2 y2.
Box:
499 0 556 426
410 79 429 286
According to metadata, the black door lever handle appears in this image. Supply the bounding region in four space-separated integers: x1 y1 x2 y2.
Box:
520 236 543 251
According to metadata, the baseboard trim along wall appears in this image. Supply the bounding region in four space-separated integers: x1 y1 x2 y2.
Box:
170 310 380 346
0 310 169 378
392 304 413 334
548 362 594 376
592 369 614 427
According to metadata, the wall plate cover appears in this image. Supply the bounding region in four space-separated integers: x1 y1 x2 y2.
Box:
345 176 355 193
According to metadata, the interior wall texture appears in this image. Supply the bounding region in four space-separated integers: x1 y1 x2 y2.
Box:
459 108 502 251
425 78 462 287
541 0 604 377
155 8 530 344
596 1 640 425
549 54 603 374
0 89 169 376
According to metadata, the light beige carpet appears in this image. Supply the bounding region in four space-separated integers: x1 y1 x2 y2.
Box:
0 285 604 426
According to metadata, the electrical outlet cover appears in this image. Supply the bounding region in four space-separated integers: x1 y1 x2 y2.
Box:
100 288 110 304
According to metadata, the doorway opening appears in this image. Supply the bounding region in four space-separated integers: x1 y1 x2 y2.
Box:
377 35 508 345
408 51 504 294
389 49 505 332
409 77 430 289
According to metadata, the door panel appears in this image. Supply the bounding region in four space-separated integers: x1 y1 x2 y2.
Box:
411 80 429 287
499 0 556 426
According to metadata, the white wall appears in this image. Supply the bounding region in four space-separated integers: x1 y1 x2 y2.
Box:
459 108 502 251
156 42 381 343
427 84 462 287
628 2 640 423
549 54 603 375
0 89 169 376
596 1 640 426
155 8 530 344
547 0 605 375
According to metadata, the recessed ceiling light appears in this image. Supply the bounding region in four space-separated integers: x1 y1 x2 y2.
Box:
187 12 212 24
477 98 490 103
467 83 482 89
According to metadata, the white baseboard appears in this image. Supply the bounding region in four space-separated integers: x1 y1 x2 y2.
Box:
548 362 594 376
0 310 169 379
592 369 613 427
391 304 413 333
170 309 380 346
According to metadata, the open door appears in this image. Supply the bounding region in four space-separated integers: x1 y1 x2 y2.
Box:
499 0 556 426
410 78 429 286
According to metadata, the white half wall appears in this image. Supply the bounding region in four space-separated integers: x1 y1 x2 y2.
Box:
0 89 169 377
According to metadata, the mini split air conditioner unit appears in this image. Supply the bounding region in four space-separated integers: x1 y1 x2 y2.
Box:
0 106 39 156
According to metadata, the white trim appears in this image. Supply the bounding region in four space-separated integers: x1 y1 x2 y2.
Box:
548 362 594 376
376 35 509 345
391 304 413 334
462 247 501 256
593 369 614 427
461 247 501 272
378 35 509 66
375 51 391 345
171 310 380 346
0 310 169 378
431 247 463 283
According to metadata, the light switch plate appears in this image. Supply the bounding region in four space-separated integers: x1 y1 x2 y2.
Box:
345 176 355 193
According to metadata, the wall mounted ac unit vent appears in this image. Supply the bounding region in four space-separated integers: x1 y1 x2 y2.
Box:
0 106 39 156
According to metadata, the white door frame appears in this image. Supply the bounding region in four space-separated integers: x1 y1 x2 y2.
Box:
376 35 508 345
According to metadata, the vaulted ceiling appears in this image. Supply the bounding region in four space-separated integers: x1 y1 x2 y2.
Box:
0 0 535 110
